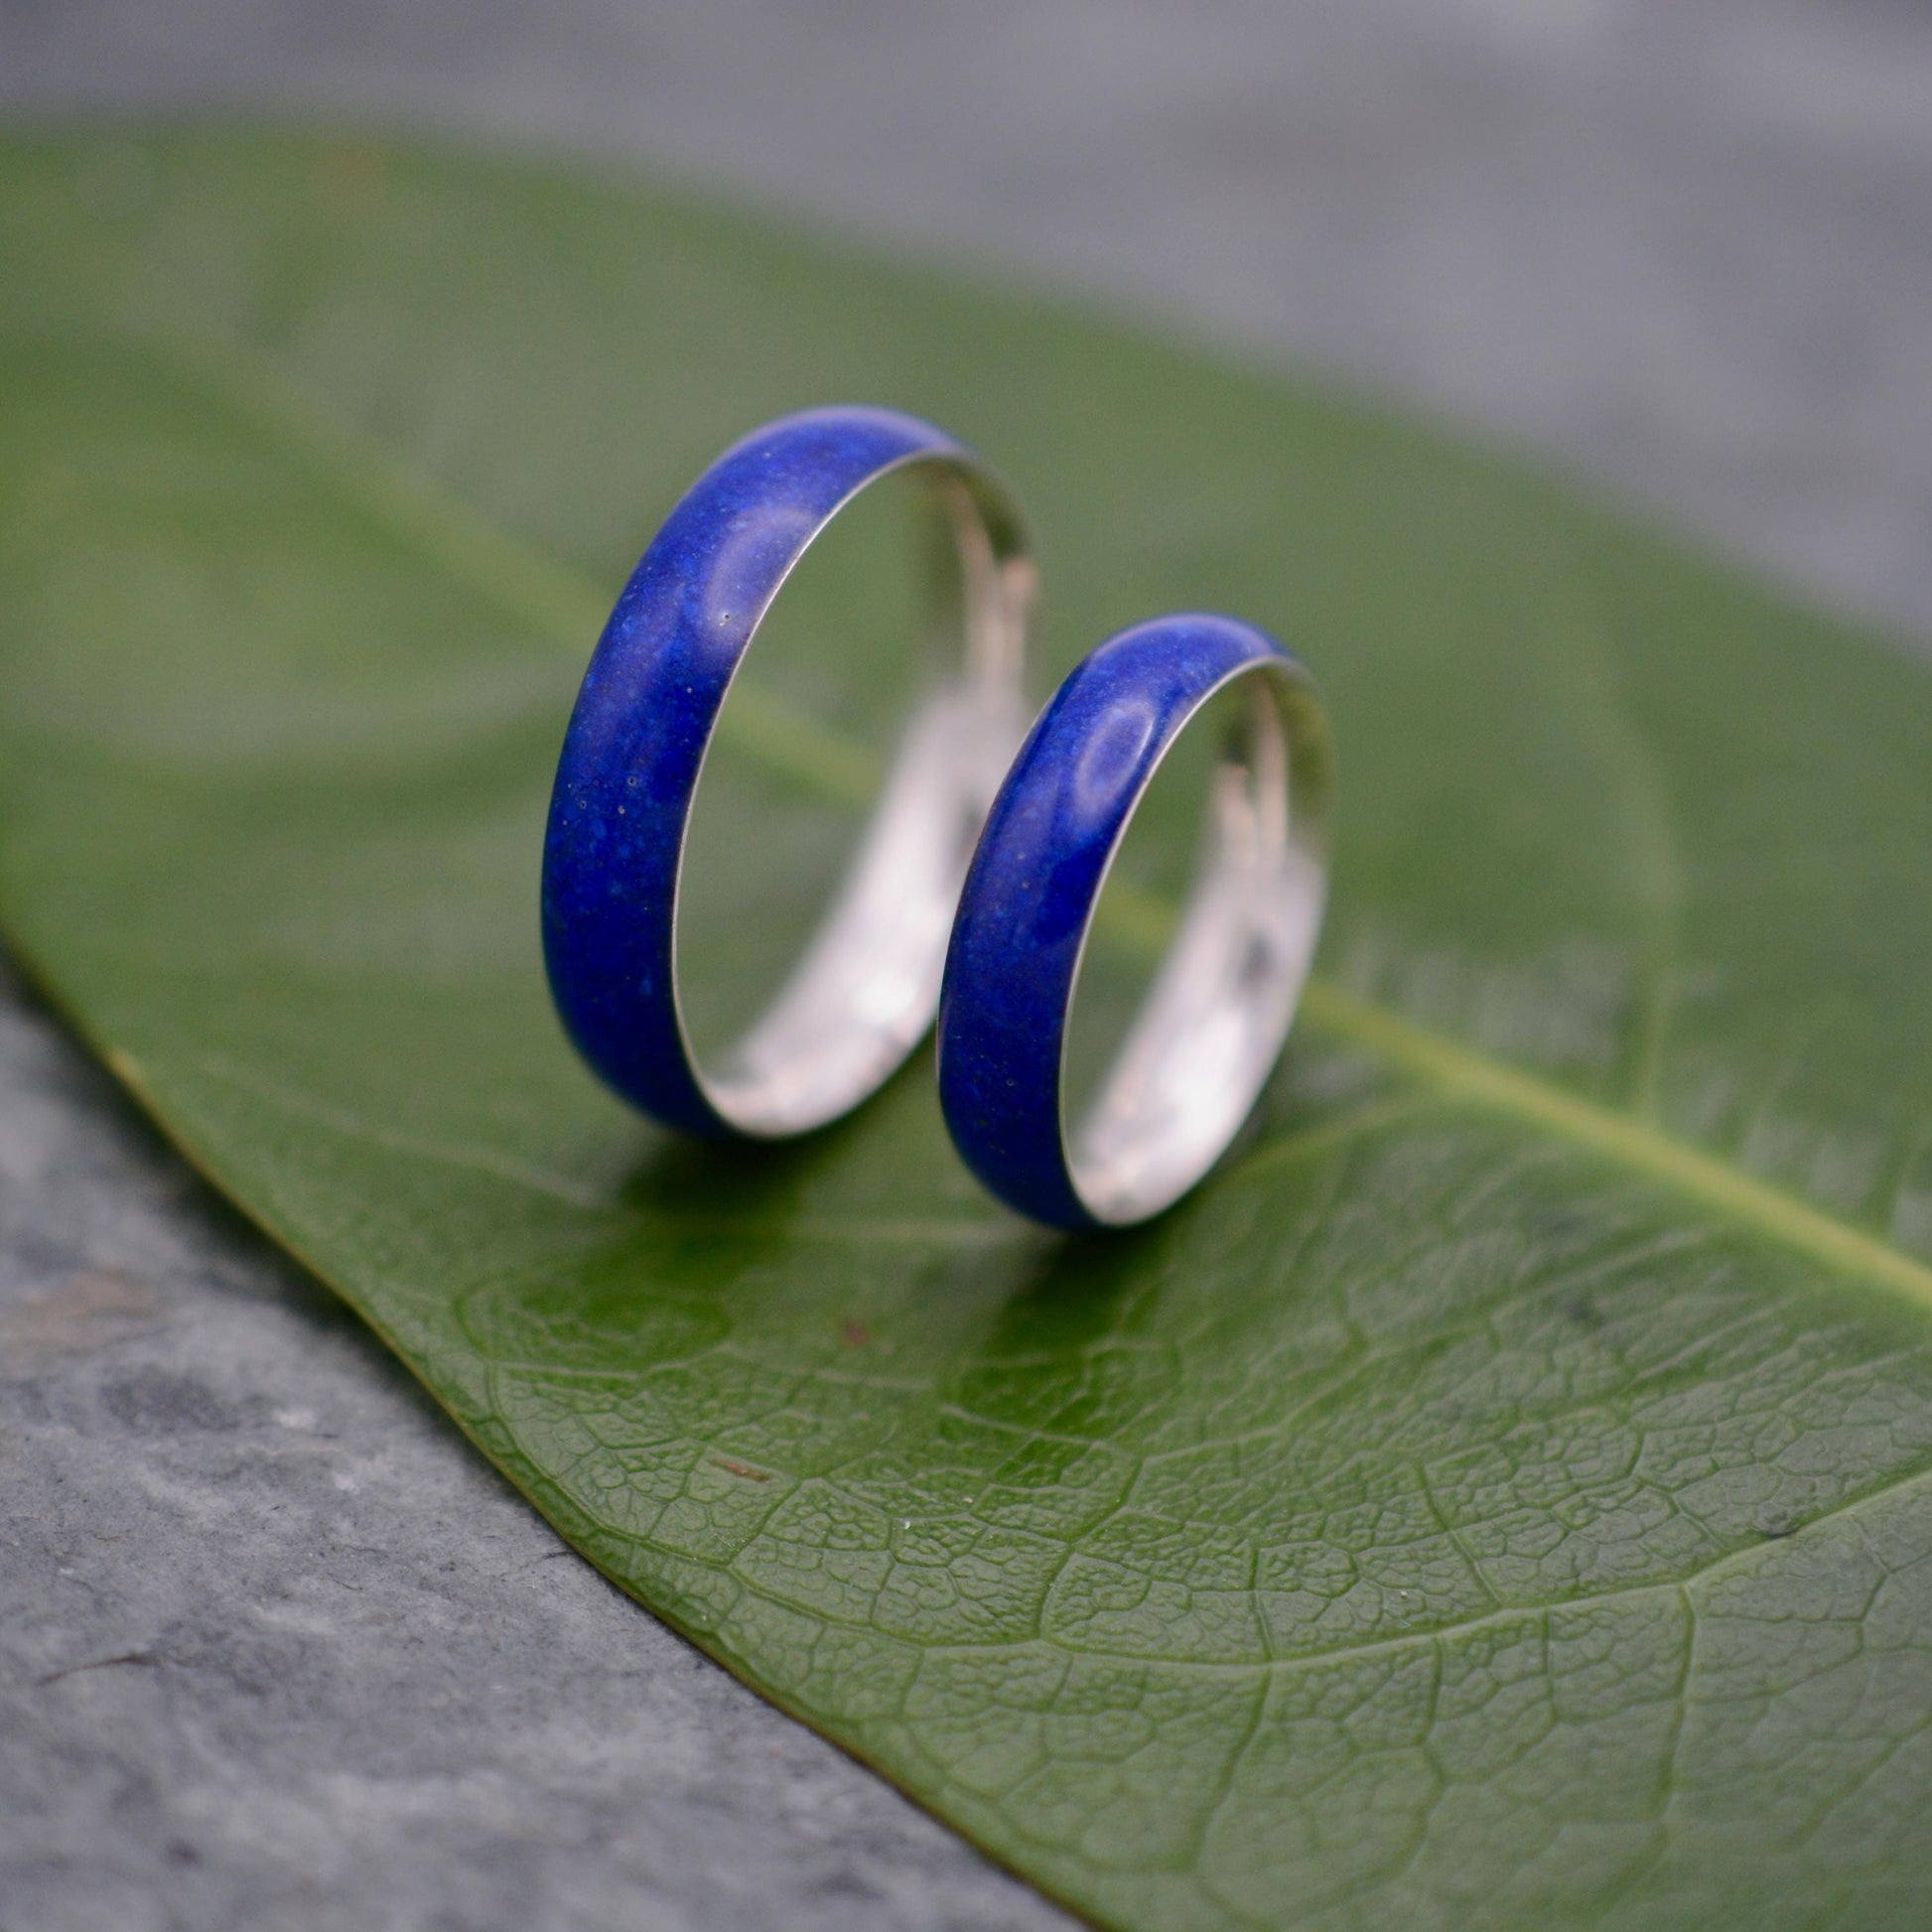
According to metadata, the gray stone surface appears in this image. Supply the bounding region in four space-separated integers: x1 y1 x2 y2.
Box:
0 960 1070 1932
3 4 1932 1928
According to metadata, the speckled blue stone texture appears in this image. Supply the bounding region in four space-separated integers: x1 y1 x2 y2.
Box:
937 615 1300 1229
542 406 976 1137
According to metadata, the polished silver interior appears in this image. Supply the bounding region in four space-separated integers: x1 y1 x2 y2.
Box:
689 462 1033 1137
1066 661 1332 1224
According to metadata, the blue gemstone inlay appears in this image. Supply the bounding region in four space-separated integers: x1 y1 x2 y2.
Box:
542 406 971 1136
936 614 1296 1228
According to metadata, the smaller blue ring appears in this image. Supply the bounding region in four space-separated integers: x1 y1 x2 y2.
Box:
542 405 987 1137
937 614 1312 1228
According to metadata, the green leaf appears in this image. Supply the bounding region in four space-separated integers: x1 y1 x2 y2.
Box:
5 130 1932 1931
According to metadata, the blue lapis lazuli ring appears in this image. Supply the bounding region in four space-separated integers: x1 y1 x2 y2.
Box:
937 615 1334 1228
543 406 1034 1138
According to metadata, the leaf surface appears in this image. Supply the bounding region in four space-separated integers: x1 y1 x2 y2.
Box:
4 132 1932 1931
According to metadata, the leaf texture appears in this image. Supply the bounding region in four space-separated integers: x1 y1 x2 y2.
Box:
4 132 1932 1931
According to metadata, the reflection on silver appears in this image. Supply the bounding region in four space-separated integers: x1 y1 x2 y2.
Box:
1068 664 1332 1224
689 466 1035 1137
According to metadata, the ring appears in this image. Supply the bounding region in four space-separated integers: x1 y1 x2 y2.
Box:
543 407 1033 1137
937 614 1333 1227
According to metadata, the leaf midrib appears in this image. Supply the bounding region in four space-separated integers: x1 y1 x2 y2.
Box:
56 324 1932 1315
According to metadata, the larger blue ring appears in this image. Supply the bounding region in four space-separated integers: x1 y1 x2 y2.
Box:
938 614 1333 1228
543 406 1031 1138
